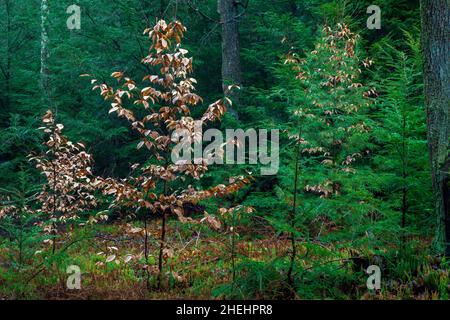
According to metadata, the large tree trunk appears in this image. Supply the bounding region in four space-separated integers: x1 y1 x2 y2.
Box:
218 0 242 119
40 0 50 105
420 0 450 256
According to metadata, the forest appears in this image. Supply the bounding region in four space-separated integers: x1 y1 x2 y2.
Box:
0 0 449 301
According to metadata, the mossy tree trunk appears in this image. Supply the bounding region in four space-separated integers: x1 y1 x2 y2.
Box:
420 0 450 256
218 0 242 118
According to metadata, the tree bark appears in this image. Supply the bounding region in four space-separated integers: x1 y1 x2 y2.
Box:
420 0 450 256
40 0 50 105
218 0 242 119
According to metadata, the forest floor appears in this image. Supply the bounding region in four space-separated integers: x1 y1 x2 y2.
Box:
0 219 448 300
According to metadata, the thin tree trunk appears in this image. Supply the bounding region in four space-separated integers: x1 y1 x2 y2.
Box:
157 209 167 289
40 0 50 106
5 0 11 113
51 155 57 254
288 142 300 287
143 212 150 290
401 175 407 245
401 113 408 248
420 0 450 256
218 0 242 119
231 208 237 290
157 156 169 290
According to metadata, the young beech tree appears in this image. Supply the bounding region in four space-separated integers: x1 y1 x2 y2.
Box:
89 20 250 289
29 111 100 253
283 24 376 263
